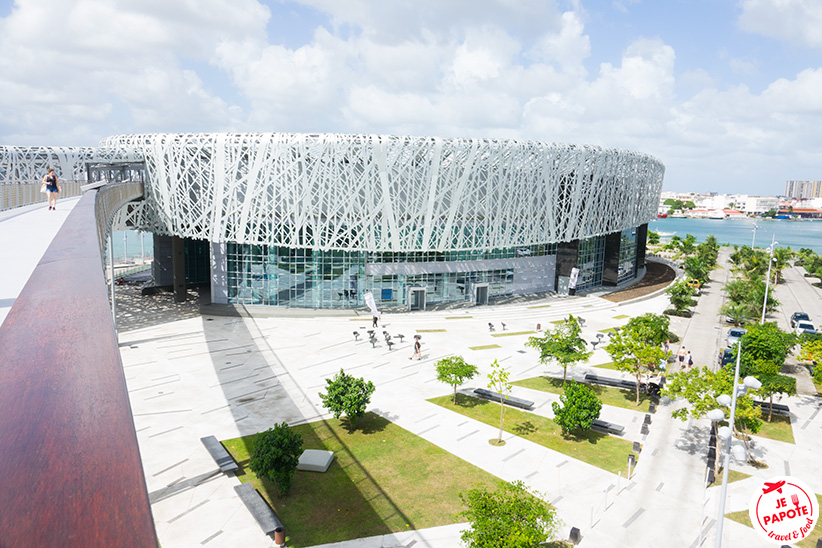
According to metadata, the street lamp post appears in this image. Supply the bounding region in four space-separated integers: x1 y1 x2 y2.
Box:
712 341 762 548
751 221 758 248
760 236 778 324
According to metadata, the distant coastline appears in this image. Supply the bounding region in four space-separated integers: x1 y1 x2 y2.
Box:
648 217 822 253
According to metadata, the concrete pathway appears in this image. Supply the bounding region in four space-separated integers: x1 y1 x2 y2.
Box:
0 198 79 326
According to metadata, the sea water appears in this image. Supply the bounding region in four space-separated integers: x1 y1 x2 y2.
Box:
648 217 822 253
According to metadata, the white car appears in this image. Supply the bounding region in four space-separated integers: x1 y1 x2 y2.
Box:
727 327 746 347
795 321 817 336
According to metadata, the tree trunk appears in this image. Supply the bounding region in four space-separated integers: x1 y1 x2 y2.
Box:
453 384 458 405
768 394 773 422
498 396 505 442
635 371 641 405
562 365 567 385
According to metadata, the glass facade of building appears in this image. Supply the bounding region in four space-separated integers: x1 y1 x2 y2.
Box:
617 228 638 283
575 235 606 290
226 243 556 308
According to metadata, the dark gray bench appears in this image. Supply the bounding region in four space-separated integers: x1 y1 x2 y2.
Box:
473 388 534 410
234 483 285 541
584 374 637 391
200 435 238 473
591 419 625 435
753 401 790 415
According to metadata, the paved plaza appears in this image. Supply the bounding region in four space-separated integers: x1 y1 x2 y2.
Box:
3 199 822 548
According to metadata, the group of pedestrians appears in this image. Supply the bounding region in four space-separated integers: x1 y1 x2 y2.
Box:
677 346 694 371
370 312 423 360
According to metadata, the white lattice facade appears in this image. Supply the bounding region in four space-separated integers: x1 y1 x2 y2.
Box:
0 133 664 308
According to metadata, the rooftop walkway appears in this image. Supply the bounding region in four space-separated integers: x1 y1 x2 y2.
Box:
2 202 821 548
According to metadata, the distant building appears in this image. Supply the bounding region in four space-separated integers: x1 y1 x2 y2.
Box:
742 196 779 214
785 180 822 199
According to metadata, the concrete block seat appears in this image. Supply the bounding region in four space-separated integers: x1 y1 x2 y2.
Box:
297 449 334 472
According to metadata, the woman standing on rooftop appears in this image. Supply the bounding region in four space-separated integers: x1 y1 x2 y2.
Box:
43 168 60 210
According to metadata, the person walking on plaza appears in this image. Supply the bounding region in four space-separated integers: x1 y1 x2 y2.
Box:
410 335 422 360
42 168 61 210
686 351 694 370
372 314 378 328
677 346 687 370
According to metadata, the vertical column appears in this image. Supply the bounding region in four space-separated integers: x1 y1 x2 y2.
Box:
172 235 186 302
555 240 579 295
210 242 228 304
602 231 622 287
635 223 648 272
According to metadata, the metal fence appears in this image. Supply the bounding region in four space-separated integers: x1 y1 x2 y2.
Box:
0 180 85 212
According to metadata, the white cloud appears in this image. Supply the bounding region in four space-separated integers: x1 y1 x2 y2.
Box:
0 0 263 144
738 0 822 48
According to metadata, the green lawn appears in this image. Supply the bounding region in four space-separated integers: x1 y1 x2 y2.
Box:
590 361 620 371
469 344 502 350
491 330 537 338
428 393 636 475
720 468 751 485
752 412 795 444
222 413 502 547
512 375 653 413
726 494 822 547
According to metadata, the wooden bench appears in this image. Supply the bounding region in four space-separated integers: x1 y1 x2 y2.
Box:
472 388 534 410
234 483 285 542
753 401 790 415
200 435 238 473
591 419 625 435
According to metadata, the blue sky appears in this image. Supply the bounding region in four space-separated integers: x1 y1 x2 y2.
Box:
0 0 820 196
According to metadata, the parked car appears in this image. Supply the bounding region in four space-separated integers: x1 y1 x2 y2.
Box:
718 349 735 367
727 327 747 347
791 312 811 328
795 320 817 336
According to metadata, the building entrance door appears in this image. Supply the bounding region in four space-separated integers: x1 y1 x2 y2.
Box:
474 283 489 305
408 287 426 311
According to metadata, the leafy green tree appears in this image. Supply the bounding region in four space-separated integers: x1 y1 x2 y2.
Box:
737 322 795 377
435 356 479 404
683 256 710 286
319 369 376 430
525 314 592 385
798 338 822 365
683 200 696 209
696 235 719 267
736 322 796 422
757 374 796 422
662 366 762 464
666 279 696 315
719 302 756 327
798 338 822 385
680 234 697 255
458 481 559 548
605 313 669 405
487 359 512 445
249 423 304 497
551 381 602 435
647 231 661 245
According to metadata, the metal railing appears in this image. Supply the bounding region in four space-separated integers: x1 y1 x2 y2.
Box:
0 180 85 212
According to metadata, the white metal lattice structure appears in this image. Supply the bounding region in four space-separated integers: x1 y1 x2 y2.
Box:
0 145 140 183
99 133 665 251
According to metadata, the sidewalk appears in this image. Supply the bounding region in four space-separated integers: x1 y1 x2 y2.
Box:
0 198 79 327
